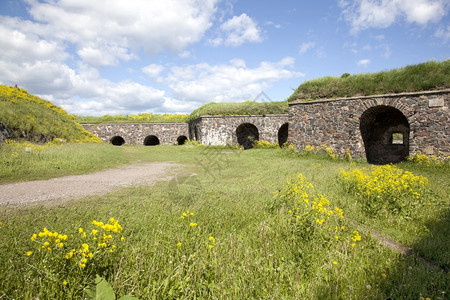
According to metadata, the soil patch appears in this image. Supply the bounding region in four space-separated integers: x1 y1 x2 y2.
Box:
0 162 178 207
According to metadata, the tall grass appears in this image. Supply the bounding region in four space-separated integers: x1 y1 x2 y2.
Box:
0 145 448 299
288 59 450 102
0 141 129 183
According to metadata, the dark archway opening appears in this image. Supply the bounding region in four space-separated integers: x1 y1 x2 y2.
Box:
144 135 160 146
110 136 125 146
177 135 188 145
278 123 289 147
236 123 259 150
360 105 410 165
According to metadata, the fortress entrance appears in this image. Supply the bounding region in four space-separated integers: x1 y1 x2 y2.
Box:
236 123 259 149
144 135 160 146
360 105 409 164
278 123 288 147
110 136 125 146
177 135 188 145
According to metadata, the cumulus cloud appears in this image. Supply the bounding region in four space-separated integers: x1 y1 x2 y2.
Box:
215 13 263 46
340 0 448 33
164 57 304 103
25 0 218 66
142 64 165 78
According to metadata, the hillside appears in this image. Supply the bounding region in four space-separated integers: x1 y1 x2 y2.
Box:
0 85 101 143
186 100 288 122
288 59 450 102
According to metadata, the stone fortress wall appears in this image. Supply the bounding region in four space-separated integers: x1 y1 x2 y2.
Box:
82 89 449 164
288 89 449 164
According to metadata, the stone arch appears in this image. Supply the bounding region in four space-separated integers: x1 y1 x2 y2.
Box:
360 105 410 164
177 135 188 145
110 136 125 146
144 135 160 146
236 123 259 149
278 123 289 147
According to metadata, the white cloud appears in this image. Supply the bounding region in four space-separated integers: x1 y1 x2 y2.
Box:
357 58 371 67
25 0 218 66
164 57 304 103
340 0 448 33
299 42 316 54
142 64 165 78
435 25 450 42
216 13 263 47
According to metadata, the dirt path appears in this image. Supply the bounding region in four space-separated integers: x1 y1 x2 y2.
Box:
0 162 179 207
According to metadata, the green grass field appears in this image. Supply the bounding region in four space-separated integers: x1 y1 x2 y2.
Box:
0 144 448 299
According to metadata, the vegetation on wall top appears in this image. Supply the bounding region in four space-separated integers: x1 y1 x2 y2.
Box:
0 85 101 143
74 113 188 124
186 100 288 123
288 59 450 102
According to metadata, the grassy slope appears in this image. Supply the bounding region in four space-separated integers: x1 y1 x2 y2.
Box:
0 145 448 299
0 85 101 143
288 59 450 102
186 100 288 122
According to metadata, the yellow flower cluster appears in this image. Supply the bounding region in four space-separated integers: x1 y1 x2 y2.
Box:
28 218 124 269
253 140 278 149
206 236 216 249
407 151 449 167
180 211 194 219
339 165 429 215
280 173 361 247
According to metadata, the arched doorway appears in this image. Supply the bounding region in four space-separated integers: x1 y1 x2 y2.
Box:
236 123 259 150
177 135 188 145
278 123 289 147
144 135 160 146
110 136 125 146
360 105 409 164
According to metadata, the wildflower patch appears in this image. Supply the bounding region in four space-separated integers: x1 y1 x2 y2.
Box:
26 218 125 291
338 165 429 216
274 173 362 264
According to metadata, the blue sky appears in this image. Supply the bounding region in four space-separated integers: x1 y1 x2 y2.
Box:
0 0 449 116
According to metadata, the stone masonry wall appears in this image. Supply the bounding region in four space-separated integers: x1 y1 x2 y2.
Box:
288 89 449 157
0 122 11 144
82 123 189 145
189 115 288 146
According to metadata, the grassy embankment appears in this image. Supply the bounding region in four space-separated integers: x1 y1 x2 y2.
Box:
0 144 448 299
0 85 100 143
288 59 450 102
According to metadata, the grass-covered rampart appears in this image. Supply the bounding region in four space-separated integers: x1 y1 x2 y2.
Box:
0 85 101 143
288 60 450 102
74 113 188 124
186 100 288 123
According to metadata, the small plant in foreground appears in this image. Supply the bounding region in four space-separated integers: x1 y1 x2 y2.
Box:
338 165 429 216
274 173 362 261
26 218 124 295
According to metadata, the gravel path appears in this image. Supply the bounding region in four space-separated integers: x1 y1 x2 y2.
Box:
0 162 178 206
